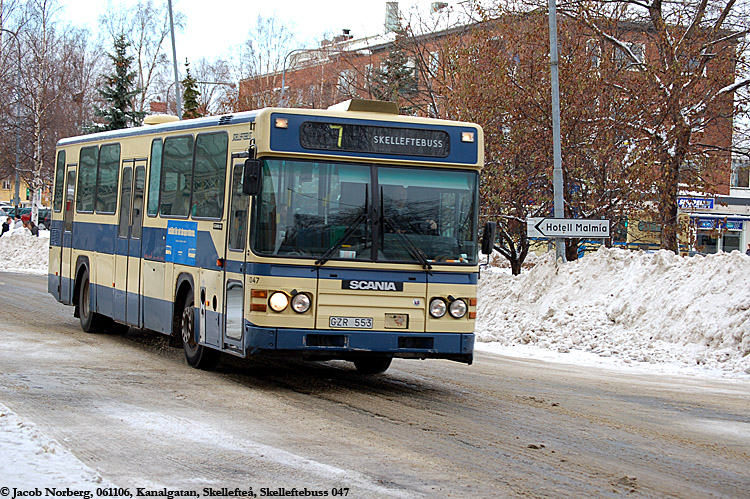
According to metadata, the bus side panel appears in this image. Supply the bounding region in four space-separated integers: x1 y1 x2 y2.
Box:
95 249 116 319
48 220 63 300
199 266 222 348
143 260 171 334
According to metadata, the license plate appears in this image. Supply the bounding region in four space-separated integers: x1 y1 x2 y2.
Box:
329 316 373 329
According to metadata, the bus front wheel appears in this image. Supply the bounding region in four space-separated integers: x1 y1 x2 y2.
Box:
180 289 220 370
353 356 392 375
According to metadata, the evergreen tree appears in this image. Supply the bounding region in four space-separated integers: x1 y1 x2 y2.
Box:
95 34 145 130
371 32 416 107
182 59 202 119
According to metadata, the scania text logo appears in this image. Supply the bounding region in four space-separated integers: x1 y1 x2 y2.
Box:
342 280 404 291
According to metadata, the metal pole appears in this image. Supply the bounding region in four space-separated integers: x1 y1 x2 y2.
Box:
168 0 182 119
281 48 341 107
281 49 304 107
1 28 22 211
548 0 566 262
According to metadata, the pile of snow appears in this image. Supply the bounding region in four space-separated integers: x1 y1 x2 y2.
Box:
0 402 108 487
0 229 49 275
477 247 750 375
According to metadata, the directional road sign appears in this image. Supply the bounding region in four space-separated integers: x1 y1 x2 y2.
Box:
527 217 610 238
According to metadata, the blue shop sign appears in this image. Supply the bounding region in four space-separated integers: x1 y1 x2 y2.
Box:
695 217 743 230
678 197 715 210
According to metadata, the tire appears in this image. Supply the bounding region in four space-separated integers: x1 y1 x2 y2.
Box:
78 268 105 334
353 356 392 375
180 288 220 370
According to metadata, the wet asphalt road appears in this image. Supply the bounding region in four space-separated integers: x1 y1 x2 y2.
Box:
0 272 748 497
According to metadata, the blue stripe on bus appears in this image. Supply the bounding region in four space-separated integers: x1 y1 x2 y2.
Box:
50 224 476 283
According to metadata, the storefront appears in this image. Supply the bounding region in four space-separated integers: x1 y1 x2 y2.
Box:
691 216 745 254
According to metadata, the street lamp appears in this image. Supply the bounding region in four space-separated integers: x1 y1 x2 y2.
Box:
1 27 22 212
280 47 349 107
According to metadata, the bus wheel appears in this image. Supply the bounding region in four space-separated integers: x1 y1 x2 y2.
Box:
78 268 104 334
353 356 392 375
180 289 220 370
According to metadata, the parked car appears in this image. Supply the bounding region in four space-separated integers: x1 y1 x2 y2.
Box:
4 206 51 229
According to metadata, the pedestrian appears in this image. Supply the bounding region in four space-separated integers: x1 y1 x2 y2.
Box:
746 243 750 256
12 215 23 230
1 216 9 236
29 220 39 237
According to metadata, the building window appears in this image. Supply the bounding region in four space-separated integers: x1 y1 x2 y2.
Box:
614 42 645 69
732 159 750 188
338 69 356 96
1 180 10 190
586 40 601 68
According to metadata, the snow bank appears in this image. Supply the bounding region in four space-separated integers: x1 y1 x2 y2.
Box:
0 229 49 275
0 402 109 487
477 247 750 375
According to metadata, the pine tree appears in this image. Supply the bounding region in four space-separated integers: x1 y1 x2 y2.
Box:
95 34 145 130
371 32 416 107
182 59 202 120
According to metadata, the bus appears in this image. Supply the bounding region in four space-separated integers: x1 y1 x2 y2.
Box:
48 99 494 374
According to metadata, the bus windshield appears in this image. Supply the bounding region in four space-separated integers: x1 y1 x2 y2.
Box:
251 159 478 265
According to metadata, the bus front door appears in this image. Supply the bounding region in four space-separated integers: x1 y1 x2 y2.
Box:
114 162 145 326
60 167 76 305
222 160 249 353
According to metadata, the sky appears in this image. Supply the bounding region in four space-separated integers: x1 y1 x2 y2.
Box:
56 0 441 63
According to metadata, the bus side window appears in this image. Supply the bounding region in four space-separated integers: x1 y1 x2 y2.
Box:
53 151 66 213
191 132 228 219
147 139 163 217
160 135 193 217
76 146 98 213
228 165 247 251
95 143 120 214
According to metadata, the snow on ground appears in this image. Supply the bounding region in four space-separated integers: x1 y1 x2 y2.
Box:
0 402 109 488
1 232 749 484
0 228 49 275
476 247 750 376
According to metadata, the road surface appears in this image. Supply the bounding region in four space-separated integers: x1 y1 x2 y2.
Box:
0 272 748 497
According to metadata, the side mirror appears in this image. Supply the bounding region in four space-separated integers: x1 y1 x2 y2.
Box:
242 159 262 195
481 221 496 255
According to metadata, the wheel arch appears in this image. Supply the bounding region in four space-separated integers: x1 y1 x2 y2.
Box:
172 272 195 337
72 255 90 308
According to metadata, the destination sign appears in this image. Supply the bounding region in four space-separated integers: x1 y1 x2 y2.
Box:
300 122 450 158
527 217 610 238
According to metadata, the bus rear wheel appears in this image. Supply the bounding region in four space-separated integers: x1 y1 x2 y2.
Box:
180 289 220 370
78 268 105 334
353 356 392 375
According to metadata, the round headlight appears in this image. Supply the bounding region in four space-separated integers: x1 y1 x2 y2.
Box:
269 292 289 312
429 298 447 318
291 293 311 313
449 299 468 318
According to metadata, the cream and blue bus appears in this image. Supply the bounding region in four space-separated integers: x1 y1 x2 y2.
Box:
48 99 493 374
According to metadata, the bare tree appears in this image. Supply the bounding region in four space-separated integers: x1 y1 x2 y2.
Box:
238 15 297 109
558 0 750 252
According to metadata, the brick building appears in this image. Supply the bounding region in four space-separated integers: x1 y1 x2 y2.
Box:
238 2 742 255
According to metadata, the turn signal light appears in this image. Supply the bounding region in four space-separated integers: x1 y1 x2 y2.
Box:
251 303 267 312
251 289 267 298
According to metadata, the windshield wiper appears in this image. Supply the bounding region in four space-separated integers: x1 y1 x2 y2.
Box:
382 216 433 272
314 212 367 266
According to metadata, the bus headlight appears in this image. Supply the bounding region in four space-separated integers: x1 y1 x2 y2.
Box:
291 293 311 313
269 292 289 312
429 298 447 318
449 299 468 319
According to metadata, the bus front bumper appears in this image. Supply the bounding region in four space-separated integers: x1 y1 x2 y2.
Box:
243 324 474 365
